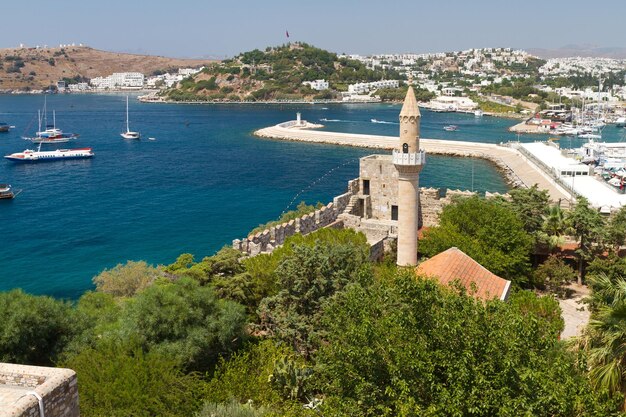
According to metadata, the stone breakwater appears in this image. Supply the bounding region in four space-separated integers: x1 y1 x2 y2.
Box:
254 123 569 202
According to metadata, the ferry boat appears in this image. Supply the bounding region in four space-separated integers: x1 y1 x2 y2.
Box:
0 184 15 199
443 125 459 131
0 122 10 133
4 147 94 163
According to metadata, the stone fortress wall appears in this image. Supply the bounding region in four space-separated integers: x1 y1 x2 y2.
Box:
0 363 79 417
233 175 509 256
232 179 359 256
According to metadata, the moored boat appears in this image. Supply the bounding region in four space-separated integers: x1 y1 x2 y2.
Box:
443 125 459 131
23 103 79 144
121 96 140 139
0 184 15 199
4 147 94 162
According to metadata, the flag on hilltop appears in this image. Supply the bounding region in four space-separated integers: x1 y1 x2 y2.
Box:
286 30 290 38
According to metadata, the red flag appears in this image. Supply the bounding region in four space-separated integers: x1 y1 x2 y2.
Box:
286 30 290 38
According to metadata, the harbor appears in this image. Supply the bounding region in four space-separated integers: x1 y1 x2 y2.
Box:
255 118 571 202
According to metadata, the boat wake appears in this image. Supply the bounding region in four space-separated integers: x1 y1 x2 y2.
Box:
320 118 350 123
371 119 398 125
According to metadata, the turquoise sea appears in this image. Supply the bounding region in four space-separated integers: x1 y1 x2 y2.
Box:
1 95 625 299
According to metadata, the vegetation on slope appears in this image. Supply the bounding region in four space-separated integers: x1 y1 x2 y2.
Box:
3 193 626 415
163 42 407 102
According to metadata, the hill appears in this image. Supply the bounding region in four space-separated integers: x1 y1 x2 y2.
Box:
528 44 626 59
0 46 214 91
162 42 418 102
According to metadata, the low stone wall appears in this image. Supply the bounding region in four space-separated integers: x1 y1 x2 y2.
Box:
233 180 359 256
0 363 79 417
419 188 480 227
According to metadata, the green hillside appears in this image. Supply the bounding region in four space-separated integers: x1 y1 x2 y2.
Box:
163 42 407 102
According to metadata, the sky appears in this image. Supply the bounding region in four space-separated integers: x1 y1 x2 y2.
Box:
2 0 626 58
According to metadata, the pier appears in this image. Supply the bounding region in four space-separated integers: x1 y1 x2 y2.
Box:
255 122 571 202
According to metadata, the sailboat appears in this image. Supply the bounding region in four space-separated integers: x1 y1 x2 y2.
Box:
24 96 79 144
120 96 140 139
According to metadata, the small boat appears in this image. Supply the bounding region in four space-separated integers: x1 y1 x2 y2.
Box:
121 96 140 139
474 110 484 117
579 133 602 140
616 117 626 128
4 147 94 162
0 184 15 199
0 122 10 133
443 125 459 131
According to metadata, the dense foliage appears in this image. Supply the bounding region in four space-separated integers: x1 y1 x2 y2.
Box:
2 193 626 416
420 195 533 284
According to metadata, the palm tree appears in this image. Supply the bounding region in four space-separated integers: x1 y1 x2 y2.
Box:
541 202 570 253
577 273 626 407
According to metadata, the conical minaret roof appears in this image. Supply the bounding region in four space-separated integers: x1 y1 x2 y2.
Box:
399 86 421 118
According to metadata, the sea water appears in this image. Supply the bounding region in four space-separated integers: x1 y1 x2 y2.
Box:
0 95 623 298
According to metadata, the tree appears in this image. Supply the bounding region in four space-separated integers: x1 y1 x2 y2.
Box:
542 202 569 251
532 255 576 297
0 290 77 365
606 206 626 254
420 196 533 285
315 272 615 416
506 184 550 244
566 197 605 284
258 231 372 357
118 278 247 372
63 339 204 417
577 271 626 409
93 260 162 298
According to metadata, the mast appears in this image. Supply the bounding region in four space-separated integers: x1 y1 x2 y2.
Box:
37 110 42 133
53 110 56 129
126 96 130 132
43 95 47 129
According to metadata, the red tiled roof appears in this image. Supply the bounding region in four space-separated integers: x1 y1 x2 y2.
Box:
416 247 511 301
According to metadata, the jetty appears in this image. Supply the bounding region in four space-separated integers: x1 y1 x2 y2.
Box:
255 121 571 202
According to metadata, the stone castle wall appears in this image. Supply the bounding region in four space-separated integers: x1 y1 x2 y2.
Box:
233 172 508 257
233 180 359 256
0 363 79 417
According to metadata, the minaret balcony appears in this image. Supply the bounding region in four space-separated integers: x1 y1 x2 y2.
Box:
392 149 426 166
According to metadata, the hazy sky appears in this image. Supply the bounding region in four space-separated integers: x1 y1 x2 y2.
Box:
3 0 625 57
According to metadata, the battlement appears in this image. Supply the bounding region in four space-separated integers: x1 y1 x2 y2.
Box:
0 363 79 417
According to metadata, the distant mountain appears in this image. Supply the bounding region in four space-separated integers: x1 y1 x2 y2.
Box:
0 46 215 91
528 44 626 59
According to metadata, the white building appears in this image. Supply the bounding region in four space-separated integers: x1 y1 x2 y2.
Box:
90 72 145 90
302 79 329 91
347 80 399 94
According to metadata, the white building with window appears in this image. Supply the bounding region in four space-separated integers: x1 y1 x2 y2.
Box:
90 72 145 90
302 79 329 91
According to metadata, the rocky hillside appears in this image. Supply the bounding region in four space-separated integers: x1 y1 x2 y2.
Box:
163 42 403 102
0 46 214 91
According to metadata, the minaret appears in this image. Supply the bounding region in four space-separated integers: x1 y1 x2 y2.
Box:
393 86 425 266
